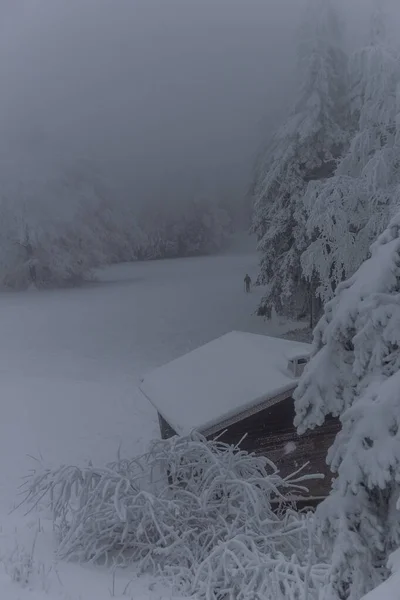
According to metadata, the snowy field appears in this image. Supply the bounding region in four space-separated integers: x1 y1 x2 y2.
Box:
0 236 302 599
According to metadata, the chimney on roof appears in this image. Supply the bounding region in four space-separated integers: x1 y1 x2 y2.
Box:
288 354 309 378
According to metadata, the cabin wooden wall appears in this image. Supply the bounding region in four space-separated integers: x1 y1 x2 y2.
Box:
158 398 341 502
212 397 340 500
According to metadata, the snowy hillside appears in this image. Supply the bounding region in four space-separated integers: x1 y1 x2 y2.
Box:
0 237 303 599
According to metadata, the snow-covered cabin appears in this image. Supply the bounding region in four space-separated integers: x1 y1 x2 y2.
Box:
140 331 340 503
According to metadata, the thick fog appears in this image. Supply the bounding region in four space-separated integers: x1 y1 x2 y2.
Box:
0 0 398 208
0 0 305 207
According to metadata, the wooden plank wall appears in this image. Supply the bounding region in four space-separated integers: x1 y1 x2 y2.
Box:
157 397 341 501
212 397 340 500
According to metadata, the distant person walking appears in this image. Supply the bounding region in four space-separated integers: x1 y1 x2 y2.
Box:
244 273 252 293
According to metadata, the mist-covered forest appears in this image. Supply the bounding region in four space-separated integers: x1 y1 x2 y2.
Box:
3 2 400 600
1 0 396 290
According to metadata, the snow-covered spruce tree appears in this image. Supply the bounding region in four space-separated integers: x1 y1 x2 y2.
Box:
294 213 400 599
301 3 400 304
252 0 348 321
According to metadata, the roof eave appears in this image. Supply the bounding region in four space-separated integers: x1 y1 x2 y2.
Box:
200 385 297 438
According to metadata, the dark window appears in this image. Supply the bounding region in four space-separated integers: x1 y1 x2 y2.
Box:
297 358 308 365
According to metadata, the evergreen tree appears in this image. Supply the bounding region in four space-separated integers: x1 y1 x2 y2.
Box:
294 211 400 599
251 0 348 321
301 3 400 304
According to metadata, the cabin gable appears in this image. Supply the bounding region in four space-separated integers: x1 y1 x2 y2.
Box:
159 412 178 440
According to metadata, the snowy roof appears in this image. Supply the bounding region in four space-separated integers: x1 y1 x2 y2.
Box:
140 331 312 436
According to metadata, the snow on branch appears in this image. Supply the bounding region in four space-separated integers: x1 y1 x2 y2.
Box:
295 213 400 599
21 433 328 600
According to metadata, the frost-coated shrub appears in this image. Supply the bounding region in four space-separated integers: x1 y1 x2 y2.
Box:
22 433 328 600
0 534 52 593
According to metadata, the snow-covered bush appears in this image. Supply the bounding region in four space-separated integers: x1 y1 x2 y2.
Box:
294 213 400 599
0 534 52 592
22 433 328 600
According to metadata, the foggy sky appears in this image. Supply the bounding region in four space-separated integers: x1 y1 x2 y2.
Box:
0 0 396 209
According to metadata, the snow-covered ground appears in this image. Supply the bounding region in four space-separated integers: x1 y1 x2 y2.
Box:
0 235 303 599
